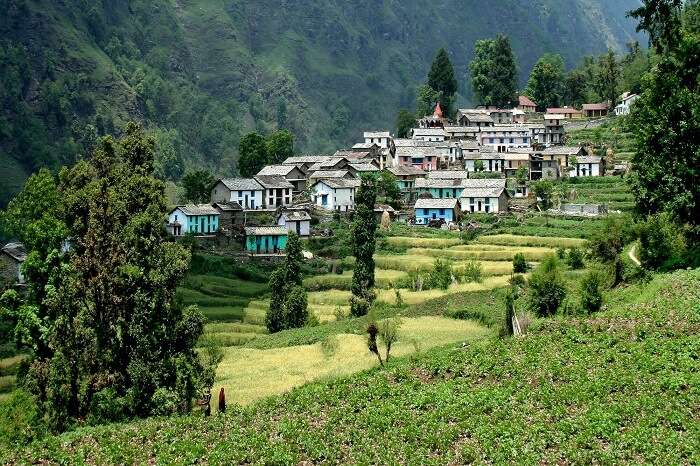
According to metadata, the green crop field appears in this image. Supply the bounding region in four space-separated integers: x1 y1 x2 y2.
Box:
7 269 698 464
476 234 587 249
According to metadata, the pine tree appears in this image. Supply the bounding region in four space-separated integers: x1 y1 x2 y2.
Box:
489 35 519 107
427 48 458 115
350 175 378 317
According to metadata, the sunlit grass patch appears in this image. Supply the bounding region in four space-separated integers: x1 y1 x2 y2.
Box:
308 289 352 306
409 246 553 261
375 254 513 276
384 236 462 249
476 234 587 248
214 316 490 405
376 275 512 305
303 269 408 291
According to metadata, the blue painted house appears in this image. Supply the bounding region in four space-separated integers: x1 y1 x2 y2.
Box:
244 226 288 255
167 204 220 237
414 178 465 199
413 198 460 225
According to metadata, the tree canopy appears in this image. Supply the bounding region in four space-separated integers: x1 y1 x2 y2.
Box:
181 169 215 203
525 54 565 111
427 48 458 115
469 35 518 107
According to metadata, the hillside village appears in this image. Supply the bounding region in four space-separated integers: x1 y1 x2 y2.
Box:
159 96 627 257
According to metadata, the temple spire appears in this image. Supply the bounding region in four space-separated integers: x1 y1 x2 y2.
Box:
433 102 443 118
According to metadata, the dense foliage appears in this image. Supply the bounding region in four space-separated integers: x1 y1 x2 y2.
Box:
0 123 207 432
350 175 378 317
427 48 458 115
266 232 309 332
469 35 518 107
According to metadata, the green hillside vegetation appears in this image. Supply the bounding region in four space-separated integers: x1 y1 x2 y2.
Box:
4 268 698 464
0 0 643 204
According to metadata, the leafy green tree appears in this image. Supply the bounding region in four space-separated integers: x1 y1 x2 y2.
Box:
638 213 687 270
378 171 401 207
429 259 452 290
628 1 700 229
513 253 528 273
514 166 528 186
153 128 184 181
527 255 566 317
594 49 620 107
473 160 485 172
566 248 585 270
563 69 589 107
427 48 458 115
469 35 518 107
531 179 555 210
1 123 207 431
415 85 441 118
396 110 415 138
266 232 308 332
266 130 294 164
181 169 215 203
266 269 286 333
351 175 378 317
588 215 636 263
237 132 268 177
284 286 309 329
525 54 566 111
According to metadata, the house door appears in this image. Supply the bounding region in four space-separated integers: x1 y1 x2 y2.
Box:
200 217 205 233
321 194 328 206
477 201 482 211
244 194 249 209
296 221 301 235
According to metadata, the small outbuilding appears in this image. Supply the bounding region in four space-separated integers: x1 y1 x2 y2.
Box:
244 226 288 255
414 198 460 225
0 242 27 287
167 204 220 237
277 210 311 237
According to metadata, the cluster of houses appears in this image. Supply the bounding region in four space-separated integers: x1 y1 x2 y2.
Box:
162 92 625 255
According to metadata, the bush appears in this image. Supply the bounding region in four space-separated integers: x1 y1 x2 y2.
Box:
150 388 179 416
429 259 453 290
566 248 584 270
555 247 566 259
0 389 45 448
527 255 566 317
512 253 529 273
460 260 483 283
580 269 604 314
638 213 687 271
378 317 402 363
588 215 637 263
87 388 128 425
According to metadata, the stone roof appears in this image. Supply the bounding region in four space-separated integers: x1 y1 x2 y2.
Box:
283 155 334 164
315 179 362 189
175 204 220 216
333 149 371 159
309 170 351 180
461 179 507 189
444 126 481 133
253 176 295 189
483 125 530 133
1 242 26 262
460 186 508 198
245 226 288 236
256 165 297 176
218 178 263 191
363 131 390 138
428 170 470 180
546 107 582 115
544 114 566 120
412 128 447 137
458 112 494 124
213 202 243 211
395 146 444 158
542 146 585 156
374 204 396 213
577 156 602 164
463 151 504 160
278 210 311 222
416 178 465 189
414 198 459 209
519 95 536 106
348 163 379 172
308 158 348 170
386 166 426 176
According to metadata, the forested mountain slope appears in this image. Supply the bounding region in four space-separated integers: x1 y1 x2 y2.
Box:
0 0 642 204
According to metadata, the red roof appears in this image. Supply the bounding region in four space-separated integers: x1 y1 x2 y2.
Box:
547 107 582 114
433 102 443 118
583 103 609 111
519 95 536 107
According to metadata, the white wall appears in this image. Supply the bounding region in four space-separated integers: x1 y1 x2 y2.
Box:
168 208 190 235
312 183 356 211
460 196 503 213
278 218 311 236
576 163 600 177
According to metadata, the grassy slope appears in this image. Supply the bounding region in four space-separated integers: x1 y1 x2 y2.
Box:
6 269 698 464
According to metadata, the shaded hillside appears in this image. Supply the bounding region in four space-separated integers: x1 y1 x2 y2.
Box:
0 0 642 205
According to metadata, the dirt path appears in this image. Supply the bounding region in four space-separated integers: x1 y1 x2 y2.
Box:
628 243 641 267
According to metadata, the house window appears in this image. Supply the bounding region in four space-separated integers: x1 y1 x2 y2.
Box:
439 209 445 216
174 215 178 221
489 138 495 144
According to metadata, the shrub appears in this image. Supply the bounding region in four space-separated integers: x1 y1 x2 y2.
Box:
556 247 566 259
378 317 402 363
461 260 483 283
566 248 584 270
0 389 45 448
284 286 309 329
429 259 453 290
527 255 566 317
638 213 687 270
512 253 528 273
588 215 637 263
509 273 527 290
394 288 404 307
333 305 346 321
580 269 604 314
87 388 128 425
150 388 179 417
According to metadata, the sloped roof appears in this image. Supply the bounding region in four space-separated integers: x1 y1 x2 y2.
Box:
577 156 602 164
256 165 297 176
460 186 507 198
245 226 288 236
315 179 361 189
374 204 396 213
309 170 351 180
277 210 311 222
253 176 295 189
348 163 379 172
412 128 447 137
218 178 263 191
519 95 536 107
416 178 464 189
461 179 507 189
1 242 26 262
395 146 444 158
544 114 566 120
444 126 481 133
334 149 371 159
414 198 459 209
428 170 470 180
583 103 610 111
386 166 426 176
363 131 390 138
283 155 334 164
542 146 585 156
213 202 243 211
546 107 582 115
175 204 220 216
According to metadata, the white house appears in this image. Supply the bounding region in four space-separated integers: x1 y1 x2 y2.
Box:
311 179 361 212
411 128 447 142
543 114 565 145
458 179 509 214
167 204 220 237
256 164 307 192
573 156 603 177
463 149 504 173
363 131 392 148
253 176 295 209
277 210 311 237
480 125 531 152
615 92 639 116
211 178 264 210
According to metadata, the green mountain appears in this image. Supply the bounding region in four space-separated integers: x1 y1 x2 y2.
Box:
0 0 642 204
